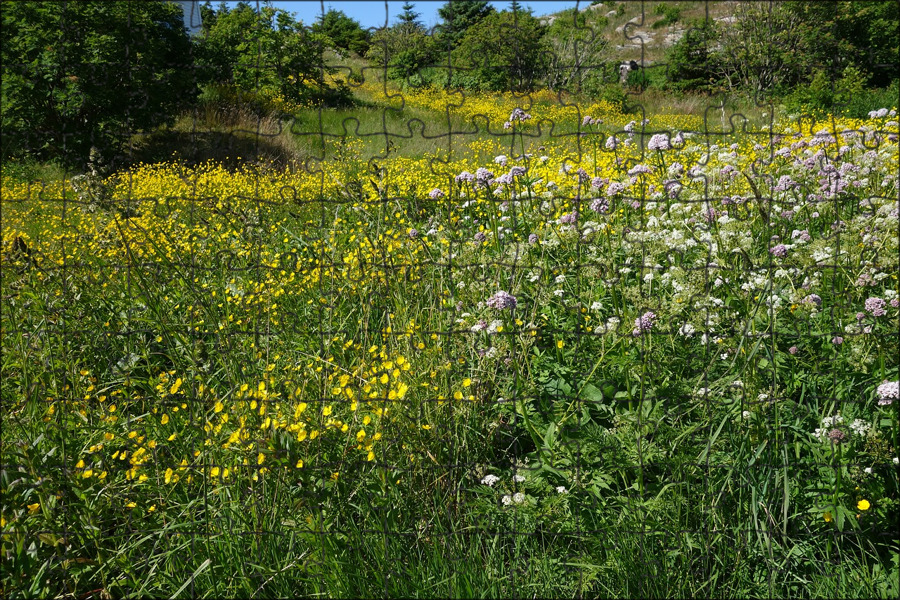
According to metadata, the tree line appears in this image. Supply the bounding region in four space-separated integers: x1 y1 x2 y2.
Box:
2 1 897 167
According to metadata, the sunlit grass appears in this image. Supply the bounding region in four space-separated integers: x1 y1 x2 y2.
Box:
2 86 898 597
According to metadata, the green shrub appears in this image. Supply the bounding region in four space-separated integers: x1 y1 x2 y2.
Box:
664 19 722 93
194 4 349 109
451 10 548 92
781 65 877 119
1 1 196 165
626 66 667 91
652 3 681 28
311 9 369 56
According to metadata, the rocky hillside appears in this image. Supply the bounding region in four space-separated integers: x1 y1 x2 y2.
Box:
539 1 739 64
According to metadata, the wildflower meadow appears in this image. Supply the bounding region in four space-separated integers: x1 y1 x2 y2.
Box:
2 1 898 598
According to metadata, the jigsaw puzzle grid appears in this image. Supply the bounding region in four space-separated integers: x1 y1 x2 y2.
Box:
1 1 898 597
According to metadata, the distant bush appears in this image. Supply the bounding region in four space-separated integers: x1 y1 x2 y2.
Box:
783 68 898 120
664 19 723 93
451 10 548 92
626 66 667 91
652 4 681 28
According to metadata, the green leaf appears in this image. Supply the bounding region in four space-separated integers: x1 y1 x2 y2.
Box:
544 421 557 449
581 383 605 403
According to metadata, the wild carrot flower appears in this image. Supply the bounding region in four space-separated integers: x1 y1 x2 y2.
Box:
791 229 811 242
475 168 494 187
590 197 609 214
481 474 500 486
827 428 847 443
509 108 531 122
849 419 870 436
606 182 626 196
774 175 797 191
803 294 822 307
559 211 578 224
628 164 653 176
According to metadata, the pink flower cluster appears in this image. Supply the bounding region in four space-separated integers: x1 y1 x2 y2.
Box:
486 290 517 310
632 311 656 337
876 381 898 406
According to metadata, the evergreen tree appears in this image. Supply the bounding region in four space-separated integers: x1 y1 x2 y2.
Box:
312 9 369 56
396 2 423 34
436 0 494 49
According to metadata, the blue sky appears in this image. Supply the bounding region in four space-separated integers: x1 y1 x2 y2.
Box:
226 1 596 29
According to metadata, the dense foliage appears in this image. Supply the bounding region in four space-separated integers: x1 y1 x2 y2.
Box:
435 0 495 49
193 2 351 111
311 9 370 57
0 1 195 165
450 9 548 92
664 0 899 113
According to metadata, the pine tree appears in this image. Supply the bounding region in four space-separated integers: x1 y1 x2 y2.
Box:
436 0 493 49
396 2 423 33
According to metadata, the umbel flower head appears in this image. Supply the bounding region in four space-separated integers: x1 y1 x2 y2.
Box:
486 290 517 310
876 380 898 405
648 134 670 151
632 311 656 337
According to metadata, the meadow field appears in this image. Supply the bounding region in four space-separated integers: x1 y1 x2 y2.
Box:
2 81 899 597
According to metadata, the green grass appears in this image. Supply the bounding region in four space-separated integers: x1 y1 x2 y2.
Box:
2 74 899 598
